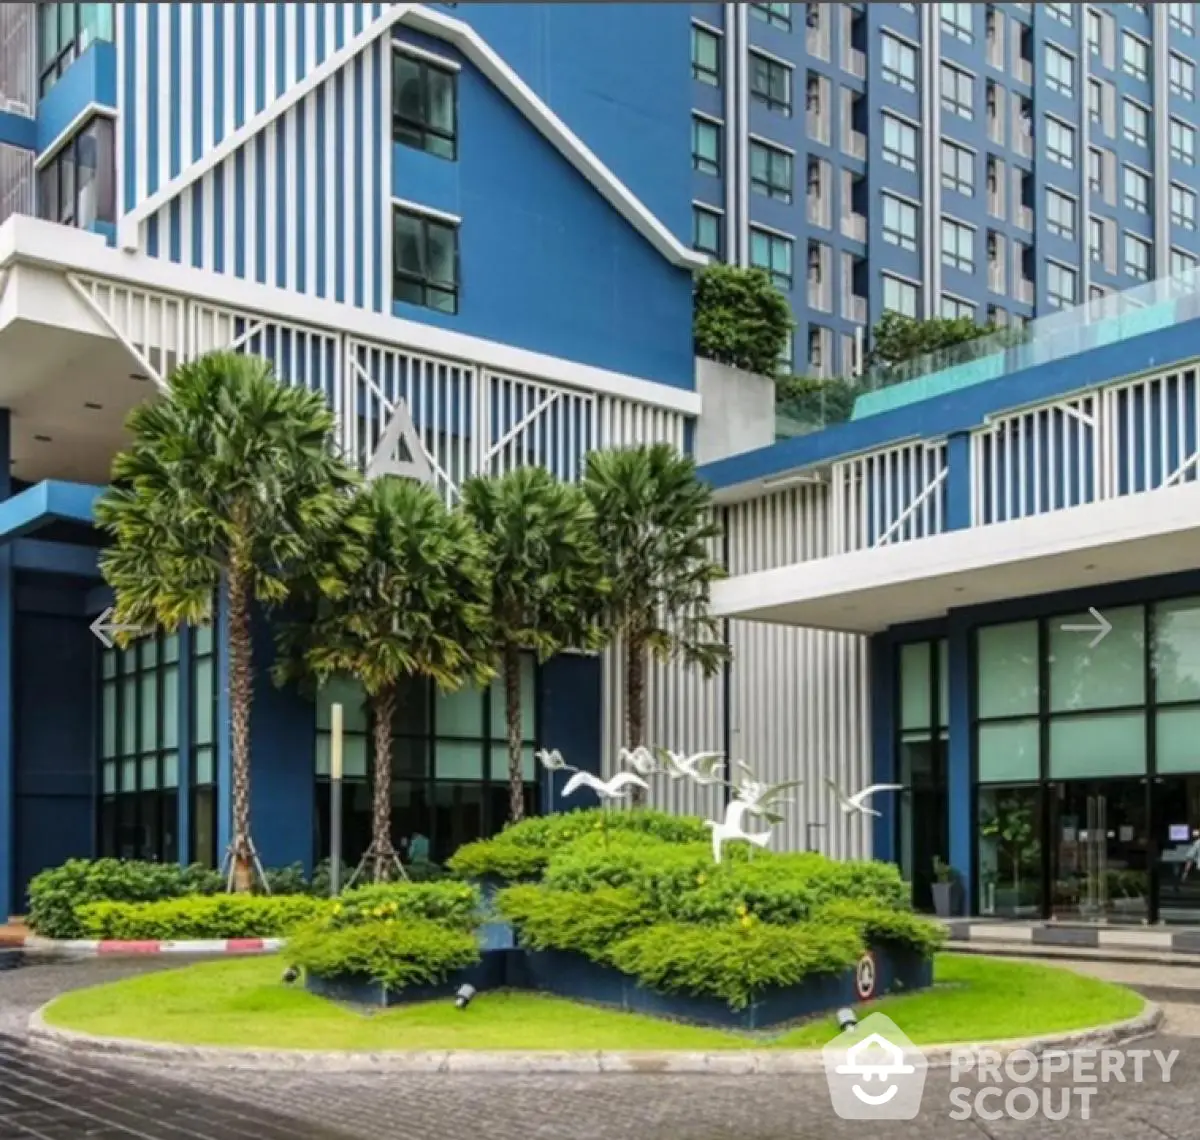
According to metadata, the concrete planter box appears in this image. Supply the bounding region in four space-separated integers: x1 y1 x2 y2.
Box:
306 939 932 1028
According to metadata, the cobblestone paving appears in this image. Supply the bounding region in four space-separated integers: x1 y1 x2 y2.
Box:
2 955 1200 1140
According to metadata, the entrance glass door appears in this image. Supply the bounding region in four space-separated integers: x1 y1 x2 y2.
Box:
1051 780 1149 922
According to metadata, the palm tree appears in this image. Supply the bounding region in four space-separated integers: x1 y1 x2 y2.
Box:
582 444 728 795
461 468 607 823
95 352 357 891
294 478 493 881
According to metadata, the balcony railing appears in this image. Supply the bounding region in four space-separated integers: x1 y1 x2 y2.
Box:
843 45 866 78
808 276 832 312
806 108 830 146
806 21 831 60
0 4 35 114
845 128 866 160
1015 204 1033 230
988 261 1006 294
1015 278 1034 303
807 192 831 229
841 213 866 242
1014 127 1033 158
0 143 33 227
1013 55 1032 84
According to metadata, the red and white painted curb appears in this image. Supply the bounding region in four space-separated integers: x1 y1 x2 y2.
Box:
12 936 283 957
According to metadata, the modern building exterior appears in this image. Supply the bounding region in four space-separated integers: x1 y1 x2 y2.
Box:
0 1 715 919
691 2 1200 378
704 274 1200 924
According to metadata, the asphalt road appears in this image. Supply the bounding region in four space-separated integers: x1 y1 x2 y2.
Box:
1 954 1199 1140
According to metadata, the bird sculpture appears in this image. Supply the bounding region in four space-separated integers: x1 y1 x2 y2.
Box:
534 748 568 772
561 769 650 802
619 746 660 776
732 761 805 824
705 798 774 863
825 778 905 818
655 748 727 785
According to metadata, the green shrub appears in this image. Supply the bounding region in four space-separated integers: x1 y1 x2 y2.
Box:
607 921 865 1010
289 918 480 991
812 900 945 957
326 882 481 931
445 840 550 882
496 884 647 960
77 895 325 940
28 859 223 939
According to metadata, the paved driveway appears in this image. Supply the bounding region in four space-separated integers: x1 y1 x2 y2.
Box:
1 955 1198 1140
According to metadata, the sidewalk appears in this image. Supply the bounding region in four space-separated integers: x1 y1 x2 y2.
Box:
945 918 1200 963
0 922 29 947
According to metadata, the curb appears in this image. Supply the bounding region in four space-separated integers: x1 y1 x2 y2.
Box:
24 1000 1163 1075
16 937 284 958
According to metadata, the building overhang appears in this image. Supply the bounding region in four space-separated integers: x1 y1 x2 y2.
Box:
0 481 103 542
712 482 1200 634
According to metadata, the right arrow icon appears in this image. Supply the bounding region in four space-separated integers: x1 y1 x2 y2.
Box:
1060 607 1113 649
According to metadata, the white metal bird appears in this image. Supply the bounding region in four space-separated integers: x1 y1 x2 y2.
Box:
534 748 569 772
561 770 650 801
705 799 774 863
619 746 660 776
654 748 727 785
733 761 804 824
826 778 904 818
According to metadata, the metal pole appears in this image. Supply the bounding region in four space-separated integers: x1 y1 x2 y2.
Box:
330 702 343 897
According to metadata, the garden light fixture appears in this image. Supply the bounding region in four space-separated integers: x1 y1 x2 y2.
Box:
455 984 476 1010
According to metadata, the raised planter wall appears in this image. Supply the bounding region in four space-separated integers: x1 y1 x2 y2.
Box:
305 941 932 1030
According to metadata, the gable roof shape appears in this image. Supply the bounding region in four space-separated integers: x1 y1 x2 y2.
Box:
117 3 706 272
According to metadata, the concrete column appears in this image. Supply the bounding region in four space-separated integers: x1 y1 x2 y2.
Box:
947 619 973 915
869 632 896 863
946 431 973 531
176 626 193 866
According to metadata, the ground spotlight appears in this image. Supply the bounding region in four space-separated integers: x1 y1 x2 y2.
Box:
454 984 477 1010
836 1007 857 1032
281 965 300 985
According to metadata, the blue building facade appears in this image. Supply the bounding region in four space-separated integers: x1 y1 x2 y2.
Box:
691 2 1200 378
0 2 706 919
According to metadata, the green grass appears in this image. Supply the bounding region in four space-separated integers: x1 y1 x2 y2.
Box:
42 953 1143 1052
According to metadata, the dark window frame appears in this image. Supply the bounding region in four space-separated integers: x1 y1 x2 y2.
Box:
749 52 792 115
392 206 461 314
749 139 793 203
691 23 721 86
692 205 723 259
37 114 116 229
391 49 459 161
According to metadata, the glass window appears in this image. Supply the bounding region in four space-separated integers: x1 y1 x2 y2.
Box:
977 622 1039 718
900 642 932 730
883 274 919 318
1159 707 1200 773
882 194 918 252
39 2 114 97
1154 597 1200 702
1046 188 1076 240
941 141 973 196
1170 3 1196 34
489 656 536 739
750 140 793 203
940 63 973 119
977 786 1043 918
392 208 459 314
437 740 485 780
693 206 721 259
1047 261 1077 309
392 52 457 160
941 217 974 272
751 3 791 30
749 52 791 113
1049 605 1145 712
1045 117 1075 168
1172 183 1197 231
490 744 537 783
692 116 721 175
1171 52 1196 100
437 682 485 737
941 294 974 321
940 2 973 42
749 227 793 290
1122 31 1149 80
979 721 1040 783
882 114 918 172
1124 99 1149 148
1124 165 1150 213
881 33 918 92
1172 118 1196 165
691 24 720 86
1125 234 1151 281
1045 44 1074 97
1172 248 1198 277
1049 712 1146 777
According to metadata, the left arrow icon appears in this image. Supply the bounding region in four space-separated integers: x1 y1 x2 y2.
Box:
89 607 145 649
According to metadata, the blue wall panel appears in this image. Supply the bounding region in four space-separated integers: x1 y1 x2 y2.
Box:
36 41 116 155
539 653 602 813
0 112 35 152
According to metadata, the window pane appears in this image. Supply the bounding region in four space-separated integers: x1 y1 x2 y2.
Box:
1048 605 1145 711
193 657 213 744
163 751 179 789
394 54 422 121
437 683 484 737
426 221 456 287
194 623 213 655
977 622 1039 718
489 655 535 739
121 678 137 753
1049 712 1146 777
343 733 369 779
979 719 1040 782
1153 597 1200 702
1158 707 1200 773
141 755 158 791
139 637 158 669
102 681 117 758
937 639 949 727
977 786 1042 917
162 633 180 663
121 757 137 793
194 745 214 785
490 743 537 782
437 740 484 780
427 67 455 134
140 672 158 750
316 675 368 732
900 642 931 729
102 760 116 795
162 666 179 748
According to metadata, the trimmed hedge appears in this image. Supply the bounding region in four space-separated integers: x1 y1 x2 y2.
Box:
325 882 481 932
77 895 325 940
289 917 480 991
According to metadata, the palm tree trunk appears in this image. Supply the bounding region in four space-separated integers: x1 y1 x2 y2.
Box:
228 567 255 892
370 684 398 882
625 634 647 807
504 644 525 824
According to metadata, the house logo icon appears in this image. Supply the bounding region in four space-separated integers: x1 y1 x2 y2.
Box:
823 1012 928 1120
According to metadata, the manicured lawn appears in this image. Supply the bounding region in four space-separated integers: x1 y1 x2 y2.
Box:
43 953 1143 1052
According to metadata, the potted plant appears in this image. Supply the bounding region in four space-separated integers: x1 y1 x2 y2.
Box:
931 857 958 918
